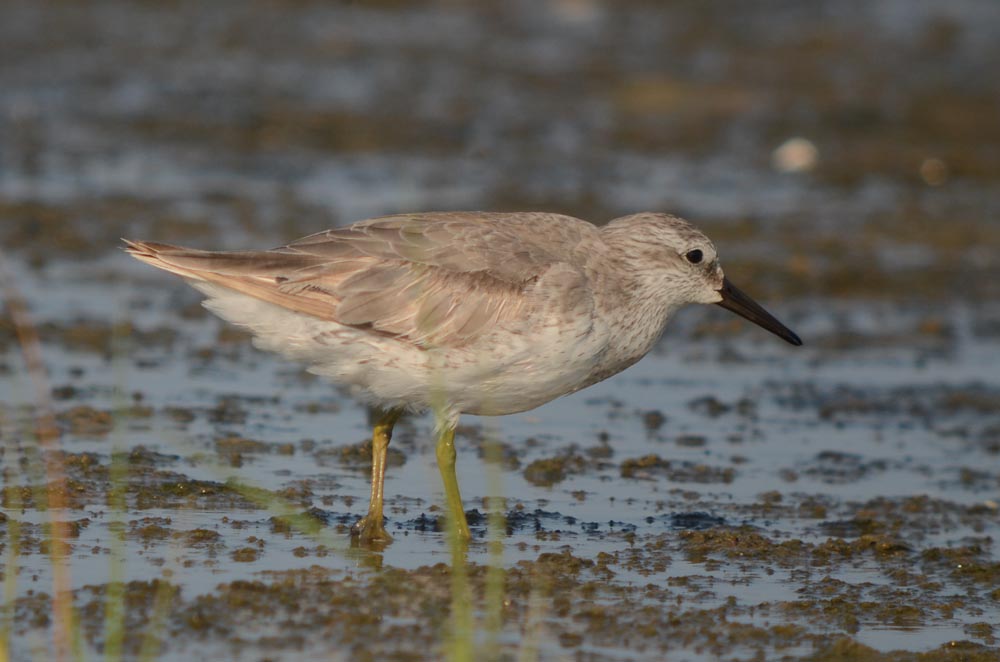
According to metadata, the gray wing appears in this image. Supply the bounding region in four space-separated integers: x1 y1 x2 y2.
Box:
125 212 593 347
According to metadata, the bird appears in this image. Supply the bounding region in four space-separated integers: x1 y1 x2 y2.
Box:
124 211 801 544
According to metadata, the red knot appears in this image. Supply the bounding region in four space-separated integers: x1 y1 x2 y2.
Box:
125 211 801 544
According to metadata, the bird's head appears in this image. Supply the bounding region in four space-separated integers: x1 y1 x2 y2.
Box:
601 213 802 346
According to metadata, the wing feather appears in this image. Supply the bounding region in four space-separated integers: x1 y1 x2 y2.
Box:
125 212 596 347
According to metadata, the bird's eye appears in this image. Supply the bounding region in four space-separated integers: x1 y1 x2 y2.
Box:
685 249 704 264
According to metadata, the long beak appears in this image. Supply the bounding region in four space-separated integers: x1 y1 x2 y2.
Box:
715 277 802 346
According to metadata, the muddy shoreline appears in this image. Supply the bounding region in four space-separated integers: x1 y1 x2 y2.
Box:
3 1 999 659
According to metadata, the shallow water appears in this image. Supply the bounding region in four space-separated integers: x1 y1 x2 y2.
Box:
2 1 999 660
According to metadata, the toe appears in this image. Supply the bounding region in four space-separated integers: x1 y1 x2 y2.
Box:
351 516 393 543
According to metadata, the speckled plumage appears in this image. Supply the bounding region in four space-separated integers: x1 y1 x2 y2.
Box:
125 211 800 543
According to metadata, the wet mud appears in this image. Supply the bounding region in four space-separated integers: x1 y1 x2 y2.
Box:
2 1 999 660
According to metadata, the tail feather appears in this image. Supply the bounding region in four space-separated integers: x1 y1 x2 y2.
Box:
122 239 326 278
122 239 211 281
122 238 339 320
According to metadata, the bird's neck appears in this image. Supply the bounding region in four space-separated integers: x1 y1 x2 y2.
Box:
584 247 682 378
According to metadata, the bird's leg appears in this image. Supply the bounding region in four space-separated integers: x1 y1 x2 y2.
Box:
435 423 471 541
351 408 403 544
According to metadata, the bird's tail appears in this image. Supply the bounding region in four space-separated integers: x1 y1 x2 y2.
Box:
122 239 217 281
121 239 339 320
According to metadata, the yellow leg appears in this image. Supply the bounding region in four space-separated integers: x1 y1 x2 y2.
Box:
435 424 471 542
351 409 403 544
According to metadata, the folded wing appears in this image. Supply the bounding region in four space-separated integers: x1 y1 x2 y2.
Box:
124 212 576 347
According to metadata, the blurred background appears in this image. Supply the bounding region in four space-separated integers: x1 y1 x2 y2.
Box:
2 1 1000 660
2 0 998 304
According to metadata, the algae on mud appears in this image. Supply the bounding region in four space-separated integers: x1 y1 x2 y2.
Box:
2 0 1000 660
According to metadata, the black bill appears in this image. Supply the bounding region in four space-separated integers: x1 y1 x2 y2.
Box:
715 277 802 346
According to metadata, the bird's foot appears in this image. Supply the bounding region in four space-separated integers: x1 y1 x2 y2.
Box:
351 515 393 545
